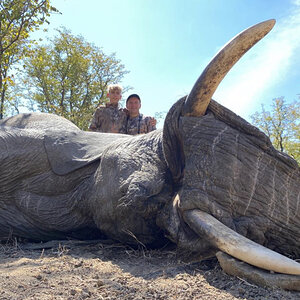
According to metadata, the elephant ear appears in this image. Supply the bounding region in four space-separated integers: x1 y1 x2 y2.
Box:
44 130 129 175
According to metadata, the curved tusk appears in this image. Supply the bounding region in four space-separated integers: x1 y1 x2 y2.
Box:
183 209 300 275
182 19 276 117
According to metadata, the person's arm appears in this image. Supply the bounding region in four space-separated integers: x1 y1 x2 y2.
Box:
147 117 157 132
89 107 102 131
122 107 130 116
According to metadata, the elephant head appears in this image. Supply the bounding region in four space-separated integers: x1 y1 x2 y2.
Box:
157 19 300 278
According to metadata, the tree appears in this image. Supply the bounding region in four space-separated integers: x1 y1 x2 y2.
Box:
251 96 300 164
21 28 129 130
154 111 167 128
0 0 58 119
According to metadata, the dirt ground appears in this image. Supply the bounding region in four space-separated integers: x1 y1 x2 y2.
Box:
0 239 299 300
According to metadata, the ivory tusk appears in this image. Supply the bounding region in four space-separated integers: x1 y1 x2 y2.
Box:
182 19 275 117
183 209 300 275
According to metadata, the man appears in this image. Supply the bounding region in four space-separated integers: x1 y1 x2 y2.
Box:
126 94 156 135
89 84 127 133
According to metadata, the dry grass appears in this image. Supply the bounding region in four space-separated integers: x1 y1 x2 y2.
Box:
0 240 299 299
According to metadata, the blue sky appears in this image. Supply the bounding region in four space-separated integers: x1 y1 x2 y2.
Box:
40 0 300 127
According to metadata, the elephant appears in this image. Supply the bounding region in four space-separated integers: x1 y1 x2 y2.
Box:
0 19 300 290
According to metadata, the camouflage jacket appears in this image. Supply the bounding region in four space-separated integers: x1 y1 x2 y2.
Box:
89 103 128 133
126 114 156 135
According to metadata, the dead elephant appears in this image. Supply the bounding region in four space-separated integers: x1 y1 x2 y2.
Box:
0 19 300 290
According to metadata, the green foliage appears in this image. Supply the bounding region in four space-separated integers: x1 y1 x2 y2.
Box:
251 96 300 164
0 0 58 119
22 28 129 130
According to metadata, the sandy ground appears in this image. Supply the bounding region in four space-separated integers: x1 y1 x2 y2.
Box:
0 239 299 300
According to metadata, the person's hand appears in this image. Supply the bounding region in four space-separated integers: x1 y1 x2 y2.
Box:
123 108 130 116
150 117 157 127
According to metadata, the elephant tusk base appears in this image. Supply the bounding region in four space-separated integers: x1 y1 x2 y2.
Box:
183 209 300 275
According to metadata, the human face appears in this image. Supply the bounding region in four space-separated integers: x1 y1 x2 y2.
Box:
126 97 141 118
107 89 122 105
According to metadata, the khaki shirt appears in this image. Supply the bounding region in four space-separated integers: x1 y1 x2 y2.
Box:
89 103 128 133
126 114 156 135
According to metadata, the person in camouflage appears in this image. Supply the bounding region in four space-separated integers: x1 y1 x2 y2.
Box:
89 84 128 133
126 94 156 135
